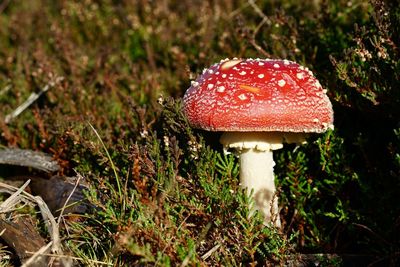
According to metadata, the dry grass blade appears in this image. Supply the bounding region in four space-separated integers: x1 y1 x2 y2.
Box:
0 180 30 213
0 181 73 266
57 173 82 225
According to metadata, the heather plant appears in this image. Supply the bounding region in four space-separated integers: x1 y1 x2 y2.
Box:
0 0 399 266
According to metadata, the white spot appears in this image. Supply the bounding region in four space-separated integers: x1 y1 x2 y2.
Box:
315 81 322 88
217 86 225 92
222 74 227 78
208 69 214 74
202 68 207 74
273 63 280 68
191 81 199 87
258 74 264 79
278 79 286 87
221 59 243 70
207 84 214 89
258 62 264 66
323 89 328 94
296 72 304 79
283 59 290 65
238 94 247 100
313 118 320 123
216 72 220 75
239 71 246 75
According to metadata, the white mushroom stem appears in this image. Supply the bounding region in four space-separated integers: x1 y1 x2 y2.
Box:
240 147 281 227
220 132 306 227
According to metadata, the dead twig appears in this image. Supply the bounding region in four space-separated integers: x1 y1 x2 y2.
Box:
4 76 64 124
21 241 52 267
247 0 273 57
247 0 272 25
0 84 12 96
201 243 221 261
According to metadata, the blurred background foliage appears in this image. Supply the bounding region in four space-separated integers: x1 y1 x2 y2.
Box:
0 0 399 265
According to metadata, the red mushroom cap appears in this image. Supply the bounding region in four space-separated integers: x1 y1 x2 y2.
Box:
183 58 334 133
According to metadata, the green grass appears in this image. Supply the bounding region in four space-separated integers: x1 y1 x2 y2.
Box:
0 0 399 265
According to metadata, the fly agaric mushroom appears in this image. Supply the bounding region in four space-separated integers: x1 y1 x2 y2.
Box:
183 58 333 227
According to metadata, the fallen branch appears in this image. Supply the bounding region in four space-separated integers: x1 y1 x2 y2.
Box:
0 217 48 266
0 148 60 173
